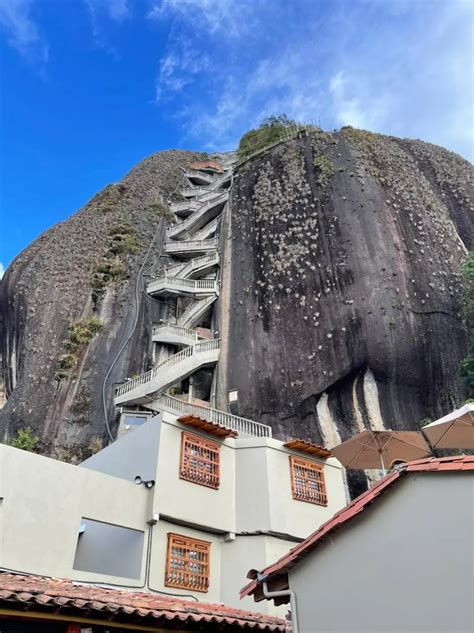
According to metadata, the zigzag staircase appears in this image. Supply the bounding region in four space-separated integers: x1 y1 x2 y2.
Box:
114 154 272 438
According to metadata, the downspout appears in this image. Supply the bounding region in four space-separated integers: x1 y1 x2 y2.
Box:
258 574 299 633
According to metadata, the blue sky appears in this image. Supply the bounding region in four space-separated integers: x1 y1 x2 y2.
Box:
0 0 473 273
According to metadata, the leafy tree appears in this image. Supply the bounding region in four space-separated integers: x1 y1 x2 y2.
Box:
460 252 474 396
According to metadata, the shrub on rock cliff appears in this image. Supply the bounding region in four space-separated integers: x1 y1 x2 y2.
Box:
237 114 299 161
10 427 40 452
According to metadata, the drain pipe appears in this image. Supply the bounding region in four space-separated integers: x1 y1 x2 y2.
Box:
258 574 299 633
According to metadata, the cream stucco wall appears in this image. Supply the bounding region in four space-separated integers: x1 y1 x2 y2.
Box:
0 444 149 585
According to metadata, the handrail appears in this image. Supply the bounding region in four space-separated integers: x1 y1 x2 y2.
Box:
147 276 218 295
164 238 218 253
152 323 200 343
155 394 272 438
115 339 221 397
177 252 219 278
177 295 217 327
167 192 227 238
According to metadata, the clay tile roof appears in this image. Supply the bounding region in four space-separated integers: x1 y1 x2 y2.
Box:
0 572 286 631
189 160 225 173
178 414 239 438
241 455 474 602
283 439 332 458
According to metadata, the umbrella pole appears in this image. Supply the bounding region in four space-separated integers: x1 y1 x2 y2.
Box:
379 451 387 477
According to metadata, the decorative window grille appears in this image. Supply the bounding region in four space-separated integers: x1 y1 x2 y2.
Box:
289 455 327 506
165 533 211 592
180 432 220 489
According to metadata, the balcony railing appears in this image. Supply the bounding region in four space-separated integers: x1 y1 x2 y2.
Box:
166 192 227 240
147 276 218 297
164 238 218 255
115 339 221 398
155 394 273 438
152 323 200 344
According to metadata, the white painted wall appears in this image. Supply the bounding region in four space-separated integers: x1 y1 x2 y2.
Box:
0 444 149 585
289 473 474 633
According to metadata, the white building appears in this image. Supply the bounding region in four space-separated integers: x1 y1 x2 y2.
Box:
0 410 347 615
242 455 474 631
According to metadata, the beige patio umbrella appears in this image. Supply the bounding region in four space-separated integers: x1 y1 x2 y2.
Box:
421 403 474 450
331 430 432 475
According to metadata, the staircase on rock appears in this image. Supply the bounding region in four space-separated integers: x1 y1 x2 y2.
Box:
114 156 272 438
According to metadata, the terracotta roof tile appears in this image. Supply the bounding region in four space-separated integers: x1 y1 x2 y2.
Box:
241 455 473 601
0 573 285 631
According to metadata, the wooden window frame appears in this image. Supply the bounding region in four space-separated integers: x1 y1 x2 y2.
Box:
165 532 211 593
179 431 220 490
289 455 328 506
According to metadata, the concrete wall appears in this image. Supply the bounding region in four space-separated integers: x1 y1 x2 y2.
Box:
154 414 236 533
289 473 474 633
0 444 149 585
235 437 347 538
81 413 161 483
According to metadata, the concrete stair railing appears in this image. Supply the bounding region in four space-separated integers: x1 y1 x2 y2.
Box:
166 192 228 241
147 276 218 298
193 217 219 241
114 339 221 406
153 394 272 438
164 238 218 258
152 323 202 347
177 295 217 329
184 170 217 186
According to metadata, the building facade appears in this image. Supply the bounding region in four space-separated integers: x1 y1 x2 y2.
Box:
0 411 347 616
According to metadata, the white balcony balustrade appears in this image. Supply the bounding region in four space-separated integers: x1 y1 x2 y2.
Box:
114 339 221 406
166 192 227 241
152 323 202 347
164 238 218 258
147 276 218 298
153 394 272 439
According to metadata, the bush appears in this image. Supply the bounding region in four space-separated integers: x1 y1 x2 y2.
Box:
10 427 40 452
313 154 334 187
69 318 103 346
237 114 299 161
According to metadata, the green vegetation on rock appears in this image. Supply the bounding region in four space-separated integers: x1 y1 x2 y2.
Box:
10 427 40 452
55 318 103 381
460 252 474 396
237 114 299 161
313 154 334 188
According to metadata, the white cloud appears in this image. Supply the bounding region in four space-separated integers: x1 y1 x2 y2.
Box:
148 0 253 37
0 262 5 279
0 0 48 65
84 0 129 55
156 41 210 101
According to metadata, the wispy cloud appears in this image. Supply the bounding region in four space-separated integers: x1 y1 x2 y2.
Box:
0 0 48 66
84 0 130 55
0 262 5 279
149 0 474 160
156 40 210 101
148 0 255 37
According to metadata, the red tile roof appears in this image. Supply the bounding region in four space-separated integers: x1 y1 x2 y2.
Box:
241 455 474 603
0 572 285 631
178 414 239 438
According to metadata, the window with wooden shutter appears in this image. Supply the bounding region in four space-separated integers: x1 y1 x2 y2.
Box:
165 533 211 592
180 432 220 489
289 455 327 506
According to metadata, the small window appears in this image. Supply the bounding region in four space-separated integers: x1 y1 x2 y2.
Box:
165 533 211 592
289 455 327 506
180 432 220 489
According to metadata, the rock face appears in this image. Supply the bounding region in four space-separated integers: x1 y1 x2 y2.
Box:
0 150 202 460
217 129 473 459
1 129 472 467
